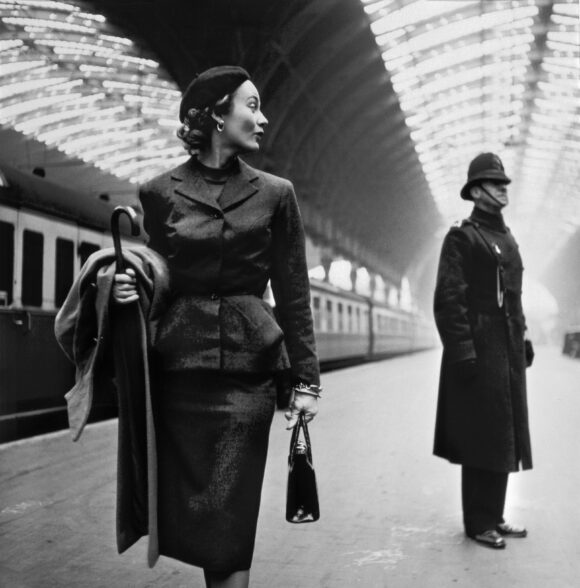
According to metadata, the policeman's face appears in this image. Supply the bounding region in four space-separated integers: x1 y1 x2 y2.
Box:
219 81 268 153
473 180 509 211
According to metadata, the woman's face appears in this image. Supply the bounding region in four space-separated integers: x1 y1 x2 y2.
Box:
219 80 268 153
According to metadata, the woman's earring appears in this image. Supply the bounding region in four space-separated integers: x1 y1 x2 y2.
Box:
216 120 225 133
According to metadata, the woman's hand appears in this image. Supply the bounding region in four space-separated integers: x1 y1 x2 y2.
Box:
285 391 319 429
112 268 139 304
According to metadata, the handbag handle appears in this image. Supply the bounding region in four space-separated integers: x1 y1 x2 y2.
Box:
289 413 313 464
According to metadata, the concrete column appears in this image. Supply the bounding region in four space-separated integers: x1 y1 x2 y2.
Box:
321 249 333 283
320 254 333 282
369 273 377 299
350 263 359 293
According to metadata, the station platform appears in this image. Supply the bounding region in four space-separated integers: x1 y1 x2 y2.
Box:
1 347 578 588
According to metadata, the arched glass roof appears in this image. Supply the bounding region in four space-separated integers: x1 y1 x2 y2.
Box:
0 0 187 184
362 0 579 275
1 0 577 279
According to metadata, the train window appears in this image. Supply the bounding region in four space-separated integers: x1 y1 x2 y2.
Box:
355 307 361 333
337 302 343 332
312 296 321 331
55 238 74 307
326 299 333 332
78 241 100 266
22 229 44 307
0 220 14 306
347 305 352 333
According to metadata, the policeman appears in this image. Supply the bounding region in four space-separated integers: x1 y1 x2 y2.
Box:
433 152 535 549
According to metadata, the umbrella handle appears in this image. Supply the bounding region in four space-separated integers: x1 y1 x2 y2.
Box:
111 206 140 273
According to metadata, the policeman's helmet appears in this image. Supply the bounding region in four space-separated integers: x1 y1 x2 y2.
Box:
460 152 511 200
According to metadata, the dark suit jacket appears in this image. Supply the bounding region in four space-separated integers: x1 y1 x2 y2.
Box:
139 156 320 386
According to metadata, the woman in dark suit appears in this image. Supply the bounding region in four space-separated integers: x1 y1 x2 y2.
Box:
113 66 320 588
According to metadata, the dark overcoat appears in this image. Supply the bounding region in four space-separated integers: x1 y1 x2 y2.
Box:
139 156 319 385
55 247 170 566
433 207 532 473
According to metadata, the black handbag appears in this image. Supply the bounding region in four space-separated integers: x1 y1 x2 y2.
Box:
525 339 534 367
286 413 320 523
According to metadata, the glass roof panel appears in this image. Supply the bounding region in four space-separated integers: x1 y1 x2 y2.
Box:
362 0 580 275
0 0 187 184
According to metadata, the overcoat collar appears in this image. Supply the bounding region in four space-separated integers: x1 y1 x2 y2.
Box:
470 207 507 233
170 156 260 212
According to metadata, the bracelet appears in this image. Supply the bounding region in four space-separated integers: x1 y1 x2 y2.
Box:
293 382 322 398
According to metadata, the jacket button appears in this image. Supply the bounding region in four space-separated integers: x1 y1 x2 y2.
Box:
213 213 221 219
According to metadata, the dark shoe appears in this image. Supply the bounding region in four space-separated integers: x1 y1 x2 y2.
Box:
468 529 506 549
496 522 527 538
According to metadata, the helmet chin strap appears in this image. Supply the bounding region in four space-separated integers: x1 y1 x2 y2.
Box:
479 185 505 207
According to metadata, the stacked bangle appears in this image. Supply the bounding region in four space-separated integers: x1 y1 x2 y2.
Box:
293 383 322 398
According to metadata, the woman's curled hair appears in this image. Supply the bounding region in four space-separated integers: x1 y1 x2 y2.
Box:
177 93 234 154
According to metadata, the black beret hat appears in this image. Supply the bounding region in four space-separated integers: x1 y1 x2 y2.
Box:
179 65 250 122
460 152 511 200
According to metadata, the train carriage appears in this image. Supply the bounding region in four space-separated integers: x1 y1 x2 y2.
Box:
372 305 416 356
309 279 371 363
0 165 136 442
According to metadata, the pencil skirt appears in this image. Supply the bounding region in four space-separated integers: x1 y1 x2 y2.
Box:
155 370 277 572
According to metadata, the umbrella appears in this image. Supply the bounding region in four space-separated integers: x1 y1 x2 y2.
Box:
110 206 149 549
